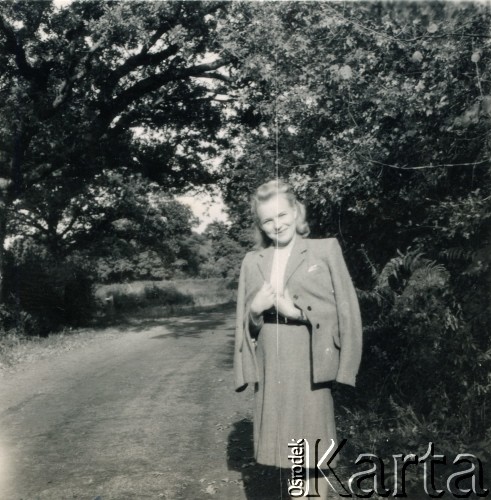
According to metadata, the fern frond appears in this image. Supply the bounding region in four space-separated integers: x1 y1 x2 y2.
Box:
377 256 403 287
439 247 476 263
404 251 426 273
406 262 450 290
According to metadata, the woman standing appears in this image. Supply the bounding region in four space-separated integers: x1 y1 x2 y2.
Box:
233 179 363 499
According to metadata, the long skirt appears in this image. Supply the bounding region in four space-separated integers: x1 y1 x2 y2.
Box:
253 322 338 469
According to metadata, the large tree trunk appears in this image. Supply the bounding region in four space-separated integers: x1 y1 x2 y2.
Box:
0 207 7 304
0 127 28 304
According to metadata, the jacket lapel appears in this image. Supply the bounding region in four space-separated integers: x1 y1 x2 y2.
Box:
284 236 308 288
255 236 308 286
256 245 274 281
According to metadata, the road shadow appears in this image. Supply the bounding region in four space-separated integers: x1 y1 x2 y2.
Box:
150 311 229 339
89 303 233 336
227 418 290 500
92 303 235 330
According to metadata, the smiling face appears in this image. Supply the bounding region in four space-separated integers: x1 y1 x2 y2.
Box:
256 194 298 247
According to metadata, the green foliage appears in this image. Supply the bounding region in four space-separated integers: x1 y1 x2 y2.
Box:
96 277 235 316
0 303 37 337
200 221 247 279
109 283 194 312
358 247 490 443
174 232 212 277
217 0 491 452
143 284 193 306
94 250 169 283
11 162 197 258
0 0 233 299
220 2 490 259
5 238 96 335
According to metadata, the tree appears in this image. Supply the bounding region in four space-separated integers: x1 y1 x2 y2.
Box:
219 1 490 269
11 169 196 259
0 0 233 299
201 221 245 279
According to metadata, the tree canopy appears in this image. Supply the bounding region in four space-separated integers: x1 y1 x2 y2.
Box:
220 1 490 268
0 0 234 296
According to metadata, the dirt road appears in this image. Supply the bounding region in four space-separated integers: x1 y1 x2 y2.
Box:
0 305 291 500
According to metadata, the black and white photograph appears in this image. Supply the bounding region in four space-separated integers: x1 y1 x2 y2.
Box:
0 1 489 499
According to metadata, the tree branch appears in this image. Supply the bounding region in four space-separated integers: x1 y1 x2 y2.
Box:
59 211 82 239
367 158 490 170
325 4 491 45
103 3 184 93
24 162 66 190
13 209 49 234
0 14 37 80
191 71 231 83
98 57 231 129
27 4 47 38
280 157 490 171
104 43 180 92
50 37 104 112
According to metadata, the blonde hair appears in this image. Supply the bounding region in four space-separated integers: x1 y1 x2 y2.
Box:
251 179 310 248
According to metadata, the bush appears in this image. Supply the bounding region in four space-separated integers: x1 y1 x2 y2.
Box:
107 282 195 313
96 278 234 317
4 242 96 335
143 284 194 306
0 304 37 337
357 248 491 445
94 250 170 283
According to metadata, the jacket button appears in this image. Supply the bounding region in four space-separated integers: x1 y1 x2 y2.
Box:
316 323 320 329
307 306 312 311
293 294 298 300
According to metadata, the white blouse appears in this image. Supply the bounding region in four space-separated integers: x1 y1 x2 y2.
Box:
269 234 296 296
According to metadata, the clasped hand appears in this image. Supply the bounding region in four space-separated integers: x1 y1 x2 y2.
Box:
250 282 301 320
